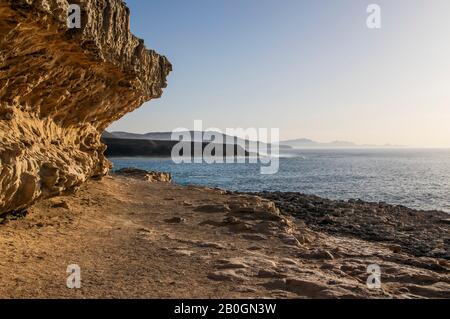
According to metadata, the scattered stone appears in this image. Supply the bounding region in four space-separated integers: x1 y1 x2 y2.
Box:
247 246 263 251
231 206 257 214
279 234 301 246
208 270 246 282
387 244 402 254
406 282 450 298
254 191 450 260
228 222 253 232
198 220 224 227
241 234 268 241
269 290 293 298
285 278 330 298
115 168 172 183
299 249 335 261
164 217 186 224
430 248 447 257
250 222 279 236
318 215 335 225
398 287 410 294
280 258 298 266
138 227 152 234
233 286 258 293
261 279 287 291
51 200 70 210
216 258 248 270
195 241 227 250
257 269 287 279
173 249 195 257
223 216 240 225
194 204 231 213
320 263 336 270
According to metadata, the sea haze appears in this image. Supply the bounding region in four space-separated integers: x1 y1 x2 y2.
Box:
110 148 450 213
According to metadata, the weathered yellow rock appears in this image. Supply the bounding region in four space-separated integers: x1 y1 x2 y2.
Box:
0 0 172 214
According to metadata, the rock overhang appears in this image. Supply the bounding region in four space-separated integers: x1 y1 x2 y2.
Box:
0 0 172 214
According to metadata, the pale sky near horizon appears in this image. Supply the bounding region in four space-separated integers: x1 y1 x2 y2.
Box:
108 0 450 147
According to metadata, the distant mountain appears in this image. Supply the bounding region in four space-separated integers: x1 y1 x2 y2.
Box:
104 131 292 152
108 131 173 141
105 132 404 150
281 138 355 148
101 131 117 139
102 137 252 158
281 138 404 149
281 138 317 147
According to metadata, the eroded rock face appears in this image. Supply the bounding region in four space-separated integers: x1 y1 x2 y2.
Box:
0 0 172 214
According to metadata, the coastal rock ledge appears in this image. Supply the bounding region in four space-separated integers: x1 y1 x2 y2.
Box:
0 0 172 214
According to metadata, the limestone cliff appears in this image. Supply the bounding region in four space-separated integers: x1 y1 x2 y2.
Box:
0 0 172 214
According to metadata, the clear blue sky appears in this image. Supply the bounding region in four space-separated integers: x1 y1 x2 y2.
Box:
109 0 450 147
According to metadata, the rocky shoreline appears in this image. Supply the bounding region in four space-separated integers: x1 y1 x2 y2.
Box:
0 171 449 298
253 192 450 261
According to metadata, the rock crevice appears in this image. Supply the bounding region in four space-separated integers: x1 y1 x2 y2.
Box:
0 0 172 213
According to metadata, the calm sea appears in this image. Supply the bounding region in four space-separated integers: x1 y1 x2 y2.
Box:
109 149 450 213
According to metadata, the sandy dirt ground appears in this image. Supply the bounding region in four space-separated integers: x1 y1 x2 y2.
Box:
0 175 448 299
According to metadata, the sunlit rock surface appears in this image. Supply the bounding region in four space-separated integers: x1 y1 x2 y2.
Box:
0 0 172 214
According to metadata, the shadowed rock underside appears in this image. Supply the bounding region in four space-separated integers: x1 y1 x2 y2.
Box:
0 0 172 214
